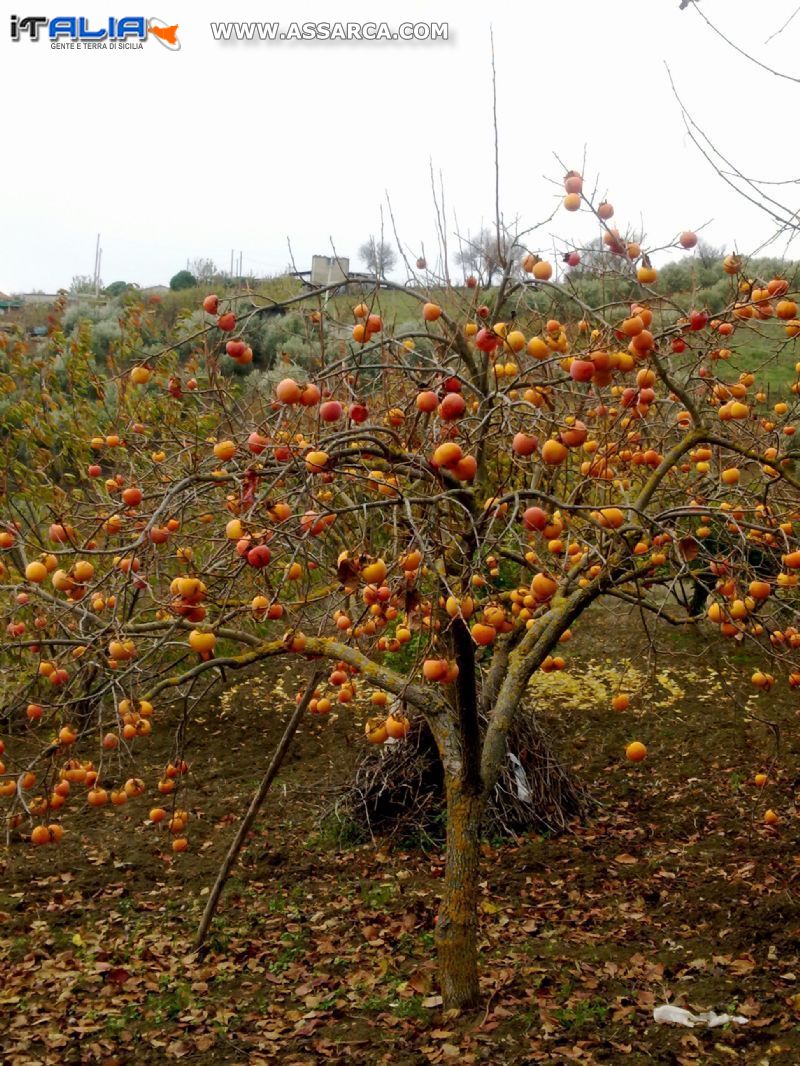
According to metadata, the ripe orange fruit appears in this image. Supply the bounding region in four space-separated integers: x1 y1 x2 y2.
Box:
531 573 557 601
541 439 568 465
108 638 136 661
365 718 389 744
276 378 302 404
764 809 779 826
361 559 387 584
130 366 151 388
189 630 216 655
422 659 449 682
385 714 411 739
599 507 625 529
25 561 48 583
612 694 630 712
305 450 329 473
527 337 549 360
505 330 526 353
433 442 463 468
621 315 644 337
754 773 768 788
471 623 497 647
625 741 647 762
213 440 236 461
454 455 477 481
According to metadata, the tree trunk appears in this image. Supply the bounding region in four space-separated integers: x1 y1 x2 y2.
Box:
435 780 485 1010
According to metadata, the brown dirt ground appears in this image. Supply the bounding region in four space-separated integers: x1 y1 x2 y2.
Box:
1 606 800 1064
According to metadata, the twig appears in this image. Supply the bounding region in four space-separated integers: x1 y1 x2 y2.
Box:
764 2 800 44
691 2 800 83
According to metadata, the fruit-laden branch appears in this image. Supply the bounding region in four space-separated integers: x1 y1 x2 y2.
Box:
143 635 448 720
700 435 800 493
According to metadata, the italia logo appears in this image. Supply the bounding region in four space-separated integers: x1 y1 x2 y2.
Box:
9 15 180 49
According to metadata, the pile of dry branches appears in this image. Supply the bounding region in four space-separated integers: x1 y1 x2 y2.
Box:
335 710 590 844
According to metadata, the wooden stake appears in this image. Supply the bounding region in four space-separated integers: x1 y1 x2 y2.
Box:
195 667 323 948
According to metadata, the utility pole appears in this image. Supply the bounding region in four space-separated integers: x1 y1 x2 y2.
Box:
93 234 102 296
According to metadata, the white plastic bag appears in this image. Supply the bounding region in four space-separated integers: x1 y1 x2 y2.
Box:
507 753 532 802
653 1005 748 1028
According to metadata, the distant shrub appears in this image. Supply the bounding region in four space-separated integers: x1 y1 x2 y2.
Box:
169 270 197 291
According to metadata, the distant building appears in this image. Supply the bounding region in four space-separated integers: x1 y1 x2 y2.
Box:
310 256 350 287
142 284 170 296
0 292 23 315
18 292 59 306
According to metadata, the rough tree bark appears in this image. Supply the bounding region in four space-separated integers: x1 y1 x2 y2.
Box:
435 618 489 1009
435 781 486 1009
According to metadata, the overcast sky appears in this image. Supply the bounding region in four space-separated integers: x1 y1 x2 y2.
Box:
1 0 798 293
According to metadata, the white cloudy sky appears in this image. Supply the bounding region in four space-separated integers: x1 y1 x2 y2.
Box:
0 0 798 293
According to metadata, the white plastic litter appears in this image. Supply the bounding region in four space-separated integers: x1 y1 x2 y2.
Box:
507 753 532 802
653 1005 749 1028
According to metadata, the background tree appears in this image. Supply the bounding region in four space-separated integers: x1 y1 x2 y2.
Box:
69 274 99 295
454 228 520 287
358 236 397 278
189 258 220 285
695 239 725 268
104 280 131 298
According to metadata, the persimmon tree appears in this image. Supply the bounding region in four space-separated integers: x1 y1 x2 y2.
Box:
3 173 800 1009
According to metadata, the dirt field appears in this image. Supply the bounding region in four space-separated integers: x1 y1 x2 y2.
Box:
1 608 799 1064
